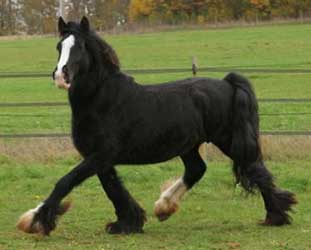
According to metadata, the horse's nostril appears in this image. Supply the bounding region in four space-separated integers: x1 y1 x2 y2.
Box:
62 65 68 75
62 65 70 83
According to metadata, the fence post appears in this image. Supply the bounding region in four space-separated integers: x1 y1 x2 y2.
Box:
192 57 198 76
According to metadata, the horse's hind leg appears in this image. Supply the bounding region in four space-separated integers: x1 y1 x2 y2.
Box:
154 146 206 221
97 168 146 234
214 140 297 226
244 160 296 225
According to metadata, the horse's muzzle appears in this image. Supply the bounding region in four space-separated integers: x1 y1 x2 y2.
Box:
53 66 71 90
54 73 71 90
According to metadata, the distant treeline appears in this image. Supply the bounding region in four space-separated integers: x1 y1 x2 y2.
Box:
1 0 311 35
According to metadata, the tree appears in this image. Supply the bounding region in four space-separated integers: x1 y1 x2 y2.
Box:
90 0 129 30
19 0 57 34
1 0 311 35
226 0 251 20
250 0 271 20
128 0 154 23
0 0 19 35
286 0 311 19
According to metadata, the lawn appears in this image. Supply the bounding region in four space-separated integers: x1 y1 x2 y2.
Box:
0 157 311 250
0 23 311 134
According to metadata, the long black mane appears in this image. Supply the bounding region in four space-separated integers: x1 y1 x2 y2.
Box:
85 30 120 75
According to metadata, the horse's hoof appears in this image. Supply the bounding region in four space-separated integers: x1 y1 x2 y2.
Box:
155 212 171 222
154 198 178 222
259 212 291 226
16 201 72 235
105 221 144 234
16 203 46 235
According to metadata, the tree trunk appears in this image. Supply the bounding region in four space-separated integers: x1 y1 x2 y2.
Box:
8 0 12 34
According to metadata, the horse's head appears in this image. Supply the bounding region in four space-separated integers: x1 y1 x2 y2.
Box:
53 16 91 90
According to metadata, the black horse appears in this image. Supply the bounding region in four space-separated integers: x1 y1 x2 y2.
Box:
17 17 296 236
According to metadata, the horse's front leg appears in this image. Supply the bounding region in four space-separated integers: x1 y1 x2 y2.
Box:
97 168 146 234
17 154 101 235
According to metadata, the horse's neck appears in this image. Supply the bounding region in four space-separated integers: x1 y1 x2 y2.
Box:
68 71 140 116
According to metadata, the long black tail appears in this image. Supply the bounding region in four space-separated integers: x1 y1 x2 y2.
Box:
224 72 262 191
224 73 297 225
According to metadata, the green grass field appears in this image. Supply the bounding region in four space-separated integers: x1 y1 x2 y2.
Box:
1 158 311 250
1 23 311 250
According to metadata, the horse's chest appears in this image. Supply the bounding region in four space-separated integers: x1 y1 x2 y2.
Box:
71 117 100 157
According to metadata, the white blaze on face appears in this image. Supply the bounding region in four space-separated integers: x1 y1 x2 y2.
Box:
54 35 75 89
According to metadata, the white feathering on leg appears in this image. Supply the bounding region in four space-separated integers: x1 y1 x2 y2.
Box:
16 203 44 234
154 177 187 221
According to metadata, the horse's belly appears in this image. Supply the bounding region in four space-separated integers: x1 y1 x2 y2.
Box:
120 148 178 164
119 132 201 164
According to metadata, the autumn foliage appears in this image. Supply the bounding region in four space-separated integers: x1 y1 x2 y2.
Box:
1 0 311 35
128 0 311 24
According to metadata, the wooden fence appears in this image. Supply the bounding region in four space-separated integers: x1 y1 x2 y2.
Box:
0 66 310 138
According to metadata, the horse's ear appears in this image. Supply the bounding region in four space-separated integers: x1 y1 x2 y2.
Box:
80 16 90 33
58 16 67 35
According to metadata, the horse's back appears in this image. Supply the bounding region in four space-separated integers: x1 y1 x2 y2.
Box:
143 76 235 123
